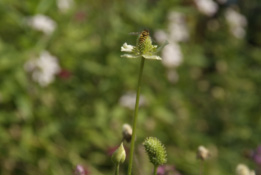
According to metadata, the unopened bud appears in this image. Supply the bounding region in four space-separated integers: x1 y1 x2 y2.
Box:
111 142 126 165
197 146 210 160
122 124 132 142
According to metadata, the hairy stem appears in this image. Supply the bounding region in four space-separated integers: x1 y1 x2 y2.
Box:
128 57 145 175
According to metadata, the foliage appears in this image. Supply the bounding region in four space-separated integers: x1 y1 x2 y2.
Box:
0 0 261 175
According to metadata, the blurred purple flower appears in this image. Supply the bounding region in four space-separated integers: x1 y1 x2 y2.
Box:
74 165 89 175
157 165 166 175
157 165 182 175
252 145 261 165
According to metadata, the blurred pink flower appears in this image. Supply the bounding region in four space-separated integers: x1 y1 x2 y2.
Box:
75 11 87 22
157 165 182 175
58 69 72 79
74 165 89 175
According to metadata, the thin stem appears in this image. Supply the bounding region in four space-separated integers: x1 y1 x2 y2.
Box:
115 164 119 175
154 166 158 175
128 57 146 175
200 160 204 175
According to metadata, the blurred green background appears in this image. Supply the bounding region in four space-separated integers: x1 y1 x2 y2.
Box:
0 0 261 175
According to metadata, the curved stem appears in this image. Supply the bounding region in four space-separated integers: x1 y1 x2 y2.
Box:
154 165 158 175
128 57 146 175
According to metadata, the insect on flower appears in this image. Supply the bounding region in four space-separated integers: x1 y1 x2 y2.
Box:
138 30 150 45
121 29 167 60
129 29 152 54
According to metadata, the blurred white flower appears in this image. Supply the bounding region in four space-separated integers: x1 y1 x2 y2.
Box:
119 92 146 110
27 14 56 35
167 70 179 83
162 42 183 68
225 8 247 39
194 0 218 16
197 145 210 160
168 12 189 42
57 0 74 12
154 30 168 44
24 51 61 87
250 171 256 175
122 124 132 142
236 164 255 175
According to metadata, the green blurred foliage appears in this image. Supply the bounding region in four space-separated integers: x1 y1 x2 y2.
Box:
0 0 261 175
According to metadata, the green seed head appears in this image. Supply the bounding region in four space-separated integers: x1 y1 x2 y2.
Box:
111 142 126 165
143 137 167 166
135 30 156 55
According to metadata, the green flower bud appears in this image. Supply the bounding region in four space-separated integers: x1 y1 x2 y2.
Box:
111 142 126 165
143 137 167 166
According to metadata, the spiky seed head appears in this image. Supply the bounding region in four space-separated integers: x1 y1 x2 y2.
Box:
111 142 126 165
143 137 167 166
136 30 156 55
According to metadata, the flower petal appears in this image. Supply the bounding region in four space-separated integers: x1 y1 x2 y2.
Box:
121 43 134 52
142 54 162 60
121 54 140 59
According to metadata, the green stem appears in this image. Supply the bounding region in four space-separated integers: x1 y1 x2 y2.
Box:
115 164 119 175
154 166 158 175
128 57 146 175
200 160 203 175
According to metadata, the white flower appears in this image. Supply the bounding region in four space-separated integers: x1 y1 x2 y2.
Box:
119 92 146 110
57 0 74 12
24 51 61 87
122 124 132 142
236 164 254 175
121 30 165 60
162 42 183 68
168 12 189 42
121 43 134 52
225 8 247 39
197 145 210 160
120 42 162 60
194 0 218 16
142 54 162 60
27 14 56 35
154 30 168 43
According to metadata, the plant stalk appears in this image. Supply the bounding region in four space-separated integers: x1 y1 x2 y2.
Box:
115 164 119 175
127 57 145 175
154 166 158 175
200 160 203 175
